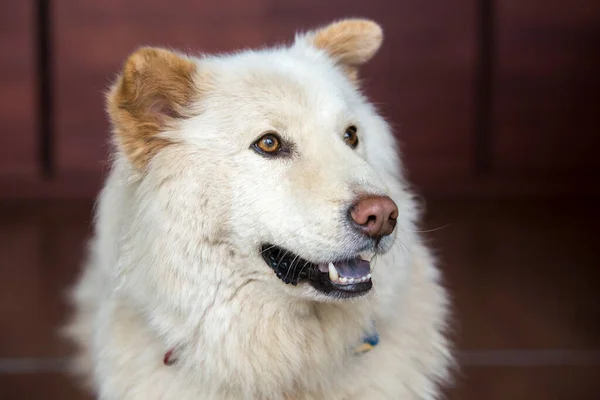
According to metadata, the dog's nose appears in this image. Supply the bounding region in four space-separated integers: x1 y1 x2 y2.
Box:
349 196 399 239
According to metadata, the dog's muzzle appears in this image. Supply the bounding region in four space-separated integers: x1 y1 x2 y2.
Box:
261 244 373 298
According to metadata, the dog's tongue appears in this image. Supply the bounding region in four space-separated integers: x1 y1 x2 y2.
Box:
318 257 370 277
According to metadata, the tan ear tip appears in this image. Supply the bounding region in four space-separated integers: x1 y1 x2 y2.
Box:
357 20 383 49
122 47 157 73
365 20 383 41
332 18 383 39
351 19 383 32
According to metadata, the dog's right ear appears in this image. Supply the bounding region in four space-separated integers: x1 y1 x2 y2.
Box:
107 47 205 170
301 19 383 82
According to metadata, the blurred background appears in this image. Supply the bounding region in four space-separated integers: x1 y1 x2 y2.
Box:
1 1 599 399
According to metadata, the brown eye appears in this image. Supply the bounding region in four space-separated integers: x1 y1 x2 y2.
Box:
253 133 282 155
344 125 359 149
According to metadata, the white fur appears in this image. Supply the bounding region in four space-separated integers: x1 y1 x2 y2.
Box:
65 28 452 400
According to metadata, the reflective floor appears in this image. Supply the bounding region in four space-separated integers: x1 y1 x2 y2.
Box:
1 198 598 399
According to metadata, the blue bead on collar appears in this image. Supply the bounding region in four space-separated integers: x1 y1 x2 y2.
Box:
354 325 380 354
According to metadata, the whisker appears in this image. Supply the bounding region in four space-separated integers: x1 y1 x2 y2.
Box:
294 254 304 280
259 244 277 255
369 253 379 274
279 249 290 280
410 223 452 234
297 260 311 280
394 236 409 259
278 250 289 264
284 253 301 282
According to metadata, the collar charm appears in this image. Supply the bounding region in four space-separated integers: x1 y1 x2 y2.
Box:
354 328 380 354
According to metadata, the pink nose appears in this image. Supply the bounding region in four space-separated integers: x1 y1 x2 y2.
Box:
349 196 399 238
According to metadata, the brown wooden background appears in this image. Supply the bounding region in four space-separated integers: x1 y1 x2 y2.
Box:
1 0 599 199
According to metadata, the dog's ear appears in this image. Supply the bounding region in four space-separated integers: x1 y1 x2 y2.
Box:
107 47 204 169
303 19 383 81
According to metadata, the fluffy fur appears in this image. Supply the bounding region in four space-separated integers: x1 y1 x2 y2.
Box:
64 19 453 399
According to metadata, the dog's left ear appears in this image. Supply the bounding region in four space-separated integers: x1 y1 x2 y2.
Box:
302 19 383 81
107 47 206 170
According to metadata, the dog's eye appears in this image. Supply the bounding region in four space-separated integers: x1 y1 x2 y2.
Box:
344 126 359 149
253 133 282 155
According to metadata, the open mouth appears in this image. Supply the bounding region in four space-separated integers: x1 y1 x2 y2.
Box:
261 244 373 298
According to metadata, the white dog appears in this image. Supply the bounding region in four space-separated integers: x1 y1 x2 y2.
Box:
65 19 452 399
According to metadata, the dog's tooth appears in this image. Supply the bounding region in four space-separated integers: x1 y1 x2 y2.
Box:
348 278 354 284
340 277 348 284
328 262 339 282
367 273 372 280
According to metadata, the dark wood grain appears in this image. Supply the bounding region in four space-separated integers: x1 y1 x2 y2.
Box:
0 201 92 358
492 0 600 176
0 373 92 400
2 366 600 400
424 198 600 350
0 1 37 179
447 366 600 400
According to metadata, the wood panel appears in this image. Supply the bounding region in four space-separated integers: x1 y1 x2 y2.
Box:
6 367 600 400
0 201 92 358
447 366 600 400
492 0 600 177
425 198 600 350
0 1 37 180
53 0 476 192
0 373 92 400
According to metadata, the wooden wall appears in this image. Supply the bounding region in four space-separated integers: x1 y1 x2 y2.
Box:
0 2 37 181
0 0 599 198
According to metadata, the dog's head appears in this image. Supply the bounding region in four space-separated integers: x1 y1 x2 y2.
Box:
108 20 413 301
